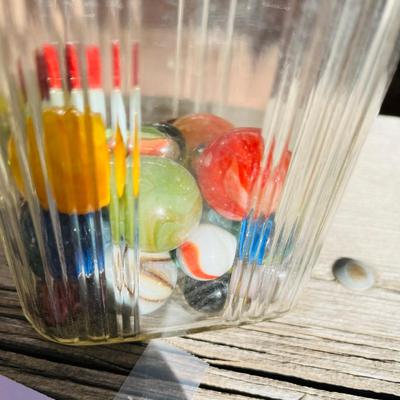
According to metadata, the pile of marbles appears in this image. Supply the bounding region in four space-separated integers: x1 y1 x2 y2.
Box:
13 109 290 324
135 113 289 315
135 113 245 315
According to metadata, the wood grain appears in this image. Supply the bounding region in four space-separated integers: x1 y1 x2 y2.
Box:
0 116 400 399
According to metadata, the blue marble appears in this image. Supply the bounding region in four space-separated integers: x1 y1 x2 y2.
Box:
21 203 111 280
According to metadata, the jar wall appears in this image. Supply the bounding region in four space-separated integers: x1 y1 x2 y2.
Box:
0 0 399 344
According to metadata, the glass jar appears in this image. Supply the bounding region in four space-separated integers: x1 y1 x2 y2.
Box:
0 0 399 344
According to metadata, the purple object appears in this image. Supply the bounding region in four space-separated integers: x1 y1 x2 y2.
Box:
0 375 53 400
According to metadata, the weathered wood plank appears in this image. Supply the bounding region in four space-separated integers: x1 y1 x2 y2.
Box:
0 281 398 399
170 335 400 397
0 327 371 400
0 290 391 400
2 280 399 398
199 366 369 400
313 116 400 290
169 276 400 397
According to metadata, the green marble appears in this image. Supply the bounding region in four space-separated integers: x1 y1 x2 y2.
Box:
142 125 164 139
139 156 202 252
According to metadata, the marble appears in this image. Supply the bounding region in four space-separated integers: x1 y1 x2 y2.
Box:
154 123 186 161
258 145 291 217
139 252 178 315
173 113 233 152
332 258 375 291
140 124 183 161
197 128 264 220
139 156 202 253
176 224 236 281
203 207 241 237
182 273 229 313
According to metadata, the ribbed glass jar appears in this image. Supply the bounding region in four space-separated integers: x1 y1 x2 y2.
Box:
0 0 399 344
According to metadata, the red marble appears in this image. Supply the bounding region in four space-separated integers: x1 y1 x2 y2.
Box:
258 143 291 217
197 128 264 220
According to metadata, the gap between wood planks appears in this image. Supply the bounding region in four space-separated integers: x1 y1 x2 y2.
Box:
176 333 399 400
199 362 400 400
200 382 279 400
